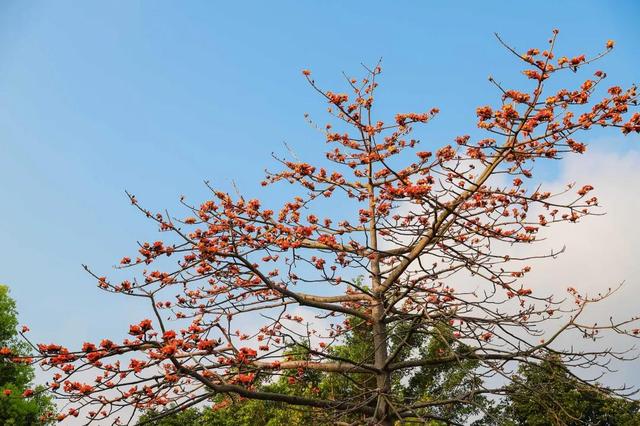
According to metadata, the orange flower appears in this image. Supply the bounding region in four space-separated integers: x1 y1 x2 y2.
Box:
162 330 176 341
577 185 594 196
236 373 255 384
476 106 493 120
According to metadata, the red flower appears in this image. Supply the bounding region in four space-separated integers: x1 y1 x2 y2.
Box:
99 339 114 350
197 339 217 352
236 373 255 384
162 330 177 341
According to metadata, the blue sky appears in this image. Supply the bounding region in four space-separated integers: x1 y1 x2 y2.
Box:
1 1 639 354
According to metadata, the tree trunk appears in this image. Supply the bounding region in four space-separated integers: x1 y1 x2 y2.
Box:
372 299 392 425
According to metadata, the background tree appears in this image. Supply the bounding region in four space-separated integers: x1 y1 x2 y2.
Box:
0 285 53 425
7 32 640 425
490 356 640 426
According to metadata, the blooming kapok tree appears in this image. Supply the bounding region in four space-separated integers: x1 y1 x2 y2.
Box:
8 31 640 425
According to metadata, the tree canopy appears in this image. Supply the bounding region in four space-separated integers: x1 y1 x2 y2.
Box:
0 285 53 425
482 356 640 425
4 31 640 425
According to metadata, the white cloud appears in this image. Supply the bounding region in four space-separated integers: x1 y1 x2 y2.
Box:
516 147 640 388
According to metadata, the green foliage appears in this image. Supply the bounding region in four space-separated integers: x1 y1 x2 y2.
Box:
202 391 321 426
137 407 205 426
0 285 54 425
481 356 640 426
401 322 486 424
319 314 376 409
138 385 326 426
